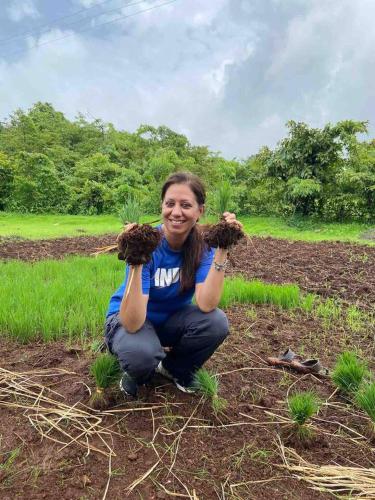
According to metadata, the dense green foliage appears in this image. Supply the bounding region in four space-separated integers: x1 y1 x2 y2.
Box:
1 102 374 221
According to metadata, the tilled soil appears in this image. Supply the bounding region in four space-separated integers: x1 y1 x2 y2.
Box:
1 233 375 499
1 305 374 500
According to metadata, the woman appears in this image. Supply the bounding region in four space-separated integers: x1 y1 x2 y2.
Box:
104 172 241 398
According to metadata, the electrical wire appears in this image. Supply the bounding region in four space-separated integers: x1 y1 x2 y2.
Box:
0 0 179 59
0 0 148 47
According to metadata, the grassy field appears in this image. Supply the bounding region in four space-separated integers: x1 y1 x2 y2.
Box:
0 212 374 243
0 255 312 342
1 215 374 498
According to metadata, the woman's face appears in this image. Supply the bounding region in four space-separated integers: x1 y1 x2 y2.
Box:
162 183 204 241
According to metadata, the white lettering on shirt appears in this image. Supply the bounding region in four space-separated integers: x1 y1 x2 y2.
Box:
155 267 180 287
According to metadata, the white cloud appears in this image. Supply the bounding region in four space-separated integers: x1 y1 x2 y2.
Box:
0 0 374 158
7 0 40 22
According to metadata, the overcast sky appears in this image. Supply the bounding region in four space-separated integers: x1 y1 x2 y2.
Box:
1 0 374 158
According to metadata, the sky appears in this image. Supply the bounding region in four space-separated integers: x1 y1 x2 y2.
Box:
0 0 374 159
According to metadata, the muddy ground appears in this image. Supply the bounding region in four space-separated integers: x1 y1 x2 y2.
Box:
0 234 374 499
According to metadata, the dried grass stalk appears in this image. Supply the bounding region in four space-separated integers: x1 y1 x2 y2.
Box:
279 438 375 498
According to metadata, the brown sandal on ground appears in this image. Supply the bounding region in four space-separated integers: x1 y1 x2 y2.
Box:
266 348 329 376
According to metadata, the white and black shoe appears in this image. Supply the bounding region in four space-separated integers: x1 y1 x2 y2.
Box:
119 372 138 398
155 361 197 394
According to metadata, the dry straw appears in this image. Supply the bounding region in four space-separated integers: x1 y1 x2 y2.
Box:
278 437 375 498
0 366 164 458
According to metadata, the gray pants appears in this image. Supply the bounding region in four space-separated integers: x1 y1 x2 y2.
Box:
104 305 229 386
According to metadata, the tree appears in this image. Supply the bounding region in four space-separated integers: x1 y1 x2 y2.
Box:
0 152 14 210
265 120 369 217
6 152 69 213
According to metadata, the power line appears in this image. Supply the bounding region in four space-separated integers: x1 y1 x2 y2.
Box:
0 0 179 59
0 0 115 44
0 0 148 48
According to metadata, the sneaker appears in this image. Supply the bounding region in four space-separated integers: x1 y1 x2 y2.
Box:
155 362 197 394
119 372 138 398
155 361 174 381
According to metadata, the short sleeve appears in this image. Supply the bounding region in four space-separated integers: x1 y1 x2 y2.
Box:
195 247 215 284
123 263 151 295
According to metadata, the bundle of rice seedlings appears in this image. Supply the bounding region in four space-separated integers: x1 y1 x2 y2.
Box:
287 391 321 442
90 353 121 410
93 197 160 258
118 197 143 225
203 180 244 250
193 368 227 415
355 382 375 439
213 180 232 217
332 351 369 395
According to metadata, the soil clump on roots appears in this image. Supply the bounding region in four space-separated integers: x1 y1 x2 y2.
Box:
202 220 245 249
117 224 162 264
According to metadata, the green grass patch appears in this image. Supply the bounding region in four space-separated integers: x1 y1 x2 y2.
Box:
0 212 159 240
315 297 341 329
288 392 321 426
90 353 121 389
241 216 374 245
0 255 124 342
220 277 301 309
1 212 374 244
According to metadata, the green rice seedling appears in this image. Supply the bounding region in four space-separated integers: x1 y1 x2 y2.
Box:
118 197 143 225
287 391 321 442
355 382 375 439
193 368 227 415
89 353 121 409
0 255 124 342
0 447 21 473
300 293 317 313
213 180 232 217
346 306 366 333
315 298 341 329
220 276 301 309
332 351 369 395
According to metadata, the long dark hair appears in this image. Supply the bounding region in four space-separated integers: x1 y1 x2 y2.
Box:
161 172 207 292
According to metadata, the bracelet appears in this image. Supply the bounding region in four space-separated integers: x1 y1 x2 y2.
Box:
213 259 228 271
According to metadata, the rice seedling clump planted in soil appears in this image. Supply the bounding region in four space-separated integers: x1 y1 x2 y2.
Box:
193 368 227 415
332 351 369 395
90 353 121 409
287 391 321 442
355 382 375 439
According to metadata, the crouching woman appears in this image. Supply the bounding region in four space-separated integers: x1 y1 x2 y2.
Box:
104 172 240 397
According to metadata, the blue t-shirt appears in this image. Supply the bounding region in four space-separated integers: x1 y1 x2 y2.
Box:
106 231 215 326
